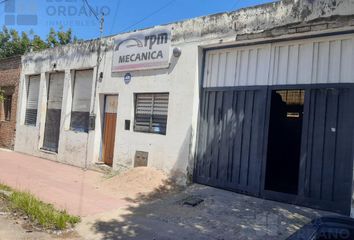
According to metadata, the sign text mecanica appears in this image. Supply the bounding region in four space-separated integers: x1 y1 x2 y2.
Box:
112 28 171 72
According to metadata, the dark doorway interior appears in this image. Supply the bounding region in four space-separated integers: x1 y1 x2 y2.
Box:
265 90 304 194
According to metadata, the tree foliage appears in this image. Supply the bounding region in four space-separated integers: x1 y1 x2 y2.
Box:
0 89 4 103
0 26 78 59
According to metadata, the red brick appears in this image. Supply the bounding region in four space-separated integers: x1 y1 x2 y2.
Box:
0 55 21 149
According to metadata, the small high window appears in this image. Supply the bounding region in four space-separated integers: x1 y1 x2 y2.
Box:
134 93 169 135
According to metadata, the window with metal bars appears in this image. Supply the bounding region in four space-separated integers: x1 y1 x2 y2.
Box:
25 75 40 126
134 93 169 135
70 69 93 132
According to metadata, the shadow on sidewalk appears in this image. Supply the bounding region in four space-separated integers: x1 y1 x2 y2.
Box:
90 180 326 240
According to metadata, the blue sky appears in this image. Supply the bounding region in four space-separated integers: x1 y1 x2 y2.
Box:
0 0 274 40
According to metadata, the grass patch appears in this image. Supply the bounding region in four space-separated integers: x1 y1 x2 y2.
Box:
0 184 80 230
0 183 12 191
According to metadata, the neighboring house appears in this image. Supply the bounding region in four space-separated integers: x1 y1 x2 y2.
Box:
0 56 21 149
14 0 354 216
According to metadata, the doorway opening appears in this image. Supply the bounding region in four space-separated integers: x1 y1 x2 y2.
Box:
265 89 304 194
42 72 64 153
102 95 118 167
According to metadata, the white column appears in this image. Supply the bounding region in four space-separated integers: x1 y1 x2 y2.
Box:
37 73 48 149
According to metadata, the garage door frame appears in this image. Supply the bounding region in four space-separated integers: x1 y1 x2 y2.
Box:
195 39 354 214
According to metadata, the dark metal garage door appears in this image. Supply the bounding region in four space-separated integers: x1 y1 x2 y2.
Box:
298 87 354 215
197 36 354 215
194 88 268 196
196 86 354 215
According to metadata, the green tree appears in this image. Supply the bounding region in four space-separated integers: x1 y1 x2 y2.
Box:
57 27 72 45
0 26 78 59
47 27 78 48
0 89 4 103
31 35 47 51
46 27 59 48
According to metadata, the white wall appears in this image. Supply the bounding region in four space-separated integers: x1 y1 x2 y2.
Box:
14 36 201 182
98 41 200 181
15 43 99 168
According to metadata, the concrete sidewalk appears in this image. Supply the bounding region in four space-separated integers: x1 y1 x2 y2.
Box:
0 149 127 217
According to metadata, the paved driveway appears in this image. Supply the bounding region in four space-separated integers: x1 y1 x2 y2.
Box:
0 149 127 216
78 185 332 240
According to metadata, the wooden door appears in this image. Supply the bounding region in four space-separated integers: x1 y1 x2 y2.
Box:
102 95 118 166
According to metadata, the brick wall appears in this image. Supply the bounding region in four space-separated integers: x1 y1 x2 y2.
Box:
0 55 21 149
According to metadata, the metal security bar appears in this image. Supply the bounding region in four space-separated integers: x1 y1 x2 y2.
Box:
24 75 40 125
134 93 169 135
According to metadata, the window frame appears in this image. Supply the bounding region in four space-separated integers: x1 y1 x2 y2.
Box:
3 94 12 121
69 69 94 133
0 86 13 122
133 92 169 135
24 75 40 126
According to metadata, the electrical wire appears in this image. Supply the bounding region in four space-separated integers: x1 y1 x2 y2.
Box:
120 0 177 32
110 0 121 34
82 0 99 21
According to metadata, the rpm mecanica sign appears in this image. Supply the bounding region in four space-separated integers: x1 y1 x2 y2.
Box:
112 28 171 72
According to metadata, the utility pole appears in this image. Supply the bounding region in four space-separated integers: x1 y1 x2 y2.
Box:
85 12 105 170
100 13 105 40
91 11 104 116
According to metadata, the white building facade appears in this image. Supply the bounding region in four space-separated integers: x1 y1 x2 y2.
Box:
15 0 354 215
